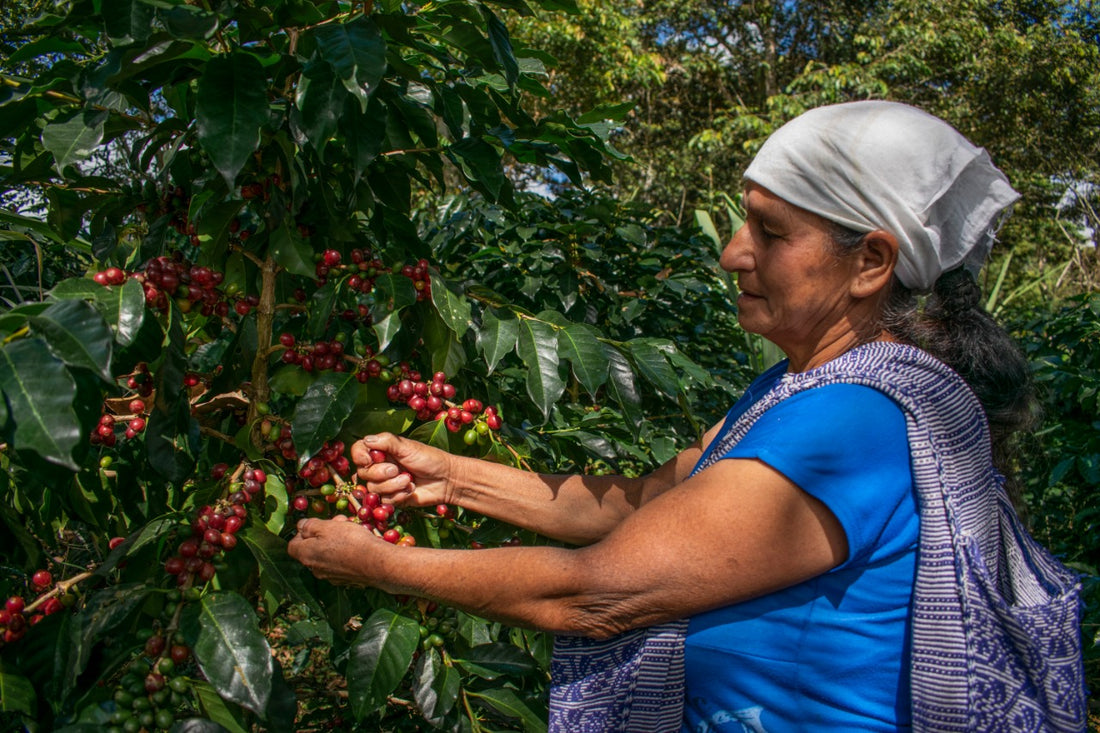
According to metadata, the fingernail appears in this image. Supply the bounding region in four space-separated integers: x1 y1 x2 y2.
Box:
384 464 398 477
363 435 379 444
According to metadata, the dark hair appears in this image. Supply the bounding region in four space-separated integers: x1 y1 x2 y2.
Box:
829 224 1036 511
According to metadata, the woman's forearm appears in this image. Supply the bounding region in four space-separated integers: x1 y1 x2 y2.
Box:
451 457 643 545
449 441 702 545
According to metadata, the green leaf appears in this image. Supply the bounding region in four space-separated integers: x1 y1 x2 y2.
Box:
239 523 324 617
0 660 35 715
29 299 113 382
557 323 607 397
412 649 460 724
0 338 81 470
483 7 519 86
346 608 421 720
42 109 107 173
269 223 315 279
291 370 360 467
370 274 417 352
408 413 458 451
158 4 219 39
429 271 472 335
516 318 563 419
422 309 466 378
196 52 269 187
449 137 506 201
191 680 251 733
102 0 154 43
306 281 339 340
467 687 548 733
181 592 275 717
61 585 150 701
454 642 540 680
604 344 643 437
477 309 518 375
314 17 387 112
296 59 346 153
627 339 680 399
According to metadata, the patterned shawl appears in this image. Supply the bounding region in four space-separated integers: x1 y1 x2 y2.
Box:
548 342 1085 732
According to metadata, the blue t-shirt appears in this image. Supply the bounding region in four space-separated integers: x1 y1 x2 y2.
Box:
682 364 919 732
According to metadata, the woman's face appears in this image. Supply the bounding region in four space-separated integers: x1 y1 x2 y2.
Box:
720 184 866 363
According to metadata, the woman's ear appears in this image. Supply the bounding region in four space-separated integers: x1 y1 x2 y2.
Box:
850 230 899 299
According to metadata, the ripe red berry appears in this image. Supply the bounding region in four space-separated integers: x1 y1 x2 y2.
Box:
145 634 166 657
108 536 125 550
6 597 24 615
279 332 295 347
382 529 400 543
323 249 341 266
128 398 146 414
170 644 190 664
42 597 64 616
31 570 52 590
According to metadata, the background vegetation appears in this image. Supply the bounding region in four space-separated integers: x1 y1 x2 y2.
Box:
0 0 1096 730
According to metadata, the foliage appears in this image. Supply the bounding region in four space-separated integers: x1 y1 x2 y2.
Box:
515 0 1100 300
1008 294 1100 686
0 0 744 730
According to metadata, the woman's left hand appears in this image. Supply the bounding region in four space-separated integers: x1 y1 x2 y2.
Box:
287 517 387 587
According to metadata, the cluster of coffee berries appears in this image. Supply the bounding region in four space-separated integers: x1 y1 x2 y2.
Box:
268 424 298 463
346 248 389 294
106 655 192 733
90 399 148 446
399 259 432 302
0 596 29 645
315 247 389 292
92 267 128 286
162 468 265 587
386 371 503 438
159 185 191 237
278 334 350 373
415 602 460 652
0 570 65 646
137 256 229 316
298 441 352 488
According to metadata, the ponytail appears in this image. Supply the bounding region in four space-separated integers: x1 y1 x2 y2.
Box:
883 269 1036 511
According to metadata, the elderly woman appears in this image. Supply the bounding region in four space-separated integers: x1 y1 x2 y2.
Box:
289 102 1084 732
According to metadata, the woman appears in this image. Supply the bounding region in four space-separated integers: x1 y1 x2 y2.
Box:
289 102 1084 732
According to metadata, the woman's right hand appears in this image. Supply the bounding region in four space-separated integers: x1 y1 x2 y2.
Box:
350 433 459 508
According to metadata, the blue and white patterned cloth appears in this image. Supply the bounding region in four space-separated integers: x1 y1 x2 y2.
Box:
548 342 1085 733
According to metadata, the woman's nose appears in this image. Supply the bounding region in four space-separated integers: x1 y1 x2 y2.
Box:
719 225 751 273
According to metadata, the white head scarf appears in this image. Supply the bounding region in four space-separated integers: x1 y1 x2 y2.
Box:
743 101 1020 292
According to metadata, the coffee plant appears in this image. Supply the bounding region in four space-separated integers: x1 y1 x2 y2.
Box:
0 0 743 730
1009 294 1100 690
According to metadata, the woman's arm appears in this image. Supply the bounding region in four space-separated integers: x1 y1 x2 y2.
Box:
352 421 724 546
289 454 847 637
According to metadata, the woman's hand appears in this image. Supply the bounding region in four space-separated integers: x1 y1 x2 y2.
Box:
287 517 388 587
351 432 460 508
